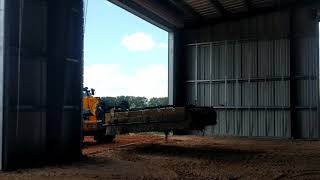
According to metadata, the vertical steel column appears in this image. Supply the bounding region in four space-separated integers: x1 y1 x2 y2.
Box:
0 0 5 170
318 21 320 138
168 32 174 105
290 8 298 138
224 41 228 135
46 0 83 160
195 44 198 105
210 43 212 107
170 30 184 106
308 39 312 138
318 20 320 138
256 40 259 112
224 41 227 106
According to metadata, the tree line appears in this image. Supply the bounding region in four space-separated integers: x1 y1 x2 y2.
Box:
100 96 168 110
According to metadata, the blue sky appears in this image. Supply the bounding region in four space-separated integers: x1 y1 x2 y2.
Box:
84 0 168 98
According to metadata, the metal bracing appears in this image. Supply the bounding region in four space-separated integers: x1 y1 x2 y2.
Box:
185 75 318 83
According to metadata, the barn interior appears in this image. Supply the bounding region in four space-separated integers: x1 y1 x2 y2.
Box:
0 0 319 175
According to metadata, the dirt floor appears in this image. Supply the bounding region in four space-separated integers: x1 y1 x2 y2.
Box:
1 134 320 180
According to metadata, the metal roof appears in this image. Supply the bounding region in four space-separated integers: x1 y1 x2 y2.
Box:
109 0 317 30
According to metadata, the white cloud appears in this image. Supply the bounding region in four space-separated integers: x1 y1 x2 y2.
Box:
84 64 168 98
158 43 168 49
121 32 156 51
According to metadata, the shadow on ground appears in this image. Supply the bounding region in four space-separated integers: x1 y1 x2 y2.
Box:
131 144 263 162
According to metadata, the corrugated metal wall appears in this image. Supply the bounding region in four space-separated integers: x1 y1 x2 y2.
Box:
185 39 291 137
2 0 48 169
292 7 320 138
182 8 319 138
0 0 83 170
46 0 83 161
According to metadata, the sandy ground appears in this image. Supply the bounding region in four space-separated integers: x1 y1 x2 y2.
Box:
1 134 320 179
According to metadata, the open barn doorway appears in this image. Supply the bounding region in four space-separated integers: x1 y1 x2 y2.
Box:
81 0 170 143
83 0 169 108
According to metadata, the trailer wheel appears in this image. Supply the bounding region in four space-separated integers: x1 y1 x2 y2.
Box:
102 135 115 143
94 135 115 143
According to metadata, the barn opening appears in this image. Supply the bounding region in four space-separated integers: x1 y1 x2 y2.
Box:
83 0 169 108
0 0 319 171
81 0 171 144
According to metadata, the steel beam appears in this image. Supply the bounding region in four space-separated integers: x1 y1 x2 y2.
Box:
167 0 203 20
208 0 230 16
186 0 320 28
108 0 184 30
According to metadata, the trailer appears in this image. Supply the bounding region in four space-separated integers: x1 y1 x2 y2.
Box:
83 88 217 142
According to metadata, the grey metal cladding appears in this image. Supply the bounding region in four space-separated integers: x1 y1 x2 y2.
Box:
182 8 320 138
1 0 83 169
258 110 267 136
212 43 223 79
63 62 80 105
258 81 274 106
294 37 319 139
226 83 234 106
297 111 319 139
234 110 242 135
258 40 273 77
198 83 210 106
186 83 196 105
1 0 48 169
186 45 196 80
211 83 219 106
226 42 235 78
198 45 210 80
266 111 275 136
241 41 257 78
226 110 235 135
274 39 290 77
7 58 47 106
274 111 291 137
185 38 293 138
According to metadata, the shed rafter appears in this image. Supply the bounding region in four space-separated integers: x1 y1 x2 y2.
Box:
208 0 231 16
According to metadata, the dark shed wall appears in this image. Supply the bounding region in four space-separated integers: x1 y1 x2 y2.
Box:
181 6 319 138
291 7 319 138
3 0 48 169
1 0 83 170
46 0 83 162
